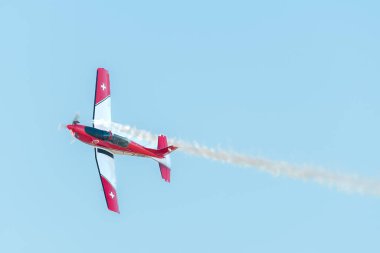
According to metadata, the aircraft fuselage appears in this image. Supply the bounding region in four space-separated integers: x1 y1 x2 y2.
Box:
67 124 163 158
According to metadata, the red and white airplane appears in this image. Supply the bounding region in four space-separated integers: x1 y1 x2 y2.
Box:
67 68 177 213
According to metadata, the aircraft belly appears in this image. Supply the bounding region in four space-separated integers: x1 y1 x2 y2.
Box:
97 147 150 158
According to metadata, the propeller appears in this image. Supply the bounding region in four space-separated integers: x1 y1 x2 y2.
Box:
58 112 81 144
58 112 81 131
69 112 80 144
72 112 80 125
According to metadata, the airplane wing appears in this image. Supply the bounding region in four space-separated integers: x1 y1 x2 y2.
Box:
95 148 119 213
93 68 111 131
93 68 119 213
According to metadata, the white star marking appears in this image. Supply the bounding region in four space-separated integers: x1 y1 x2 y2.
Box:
109 191 115 199
101 83 107 91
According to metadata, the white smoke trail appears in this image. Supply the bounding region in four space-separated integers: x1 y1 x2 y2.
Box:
96 120 380 196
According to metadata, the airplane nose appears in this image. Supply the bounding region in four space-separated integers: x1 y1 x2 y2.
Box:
66 124 73 130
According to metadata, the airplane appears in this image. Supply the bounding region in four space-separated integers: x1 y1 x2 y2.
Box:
66 68 177 213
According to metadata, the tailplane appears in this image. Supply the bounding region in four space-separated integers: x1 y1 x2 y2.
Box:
156 135 172 183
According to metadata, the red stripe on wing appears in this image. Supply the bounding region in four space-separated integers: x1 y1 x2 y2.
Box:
101 175 119 213
95 68 111 105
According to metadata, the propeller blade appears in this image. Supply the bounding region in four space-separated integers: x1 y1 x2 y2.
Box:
73 112 80 124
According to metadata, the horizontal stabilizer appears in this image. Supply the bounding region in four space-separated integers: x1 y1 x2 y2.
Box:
156 145 177 157
159 164 171 182
145 145 177 158
157 135 172 183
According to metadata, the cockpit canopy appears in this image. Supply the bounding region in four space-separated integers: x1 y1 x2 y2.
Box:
85 126 111 140
84 127 130 147
110 134 130 147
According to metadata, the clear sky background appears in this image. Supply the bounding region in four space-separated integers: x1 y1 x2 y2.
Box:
1 0 380 252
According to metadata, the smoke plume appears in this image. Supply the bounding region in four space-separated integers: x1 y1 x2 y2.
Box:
95 120 380 196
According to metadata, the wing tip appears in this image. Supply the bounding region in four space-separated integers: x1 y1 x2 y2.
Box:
108 207 120 214
97 67 109 73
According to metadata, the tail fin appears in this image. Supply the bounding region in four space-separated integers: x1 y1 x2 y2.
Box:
157 135 171 183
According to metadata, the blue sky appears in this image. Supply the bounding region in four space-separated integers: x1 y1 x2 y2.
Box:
1 0 380 252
